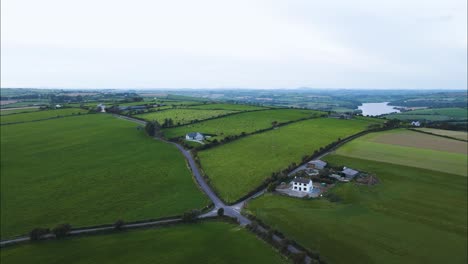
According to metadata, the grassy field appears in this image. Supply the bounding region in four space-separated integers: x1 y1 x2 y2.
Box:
0 108 41 116
386 108 467 121
198 117 382 202
0 108 88 124
134 109 238 125
415 128 468 141
187 103 267 111
246 156 467 264
334 129 467 176
0 114 208 238
163 109 323 140
0 221 287 264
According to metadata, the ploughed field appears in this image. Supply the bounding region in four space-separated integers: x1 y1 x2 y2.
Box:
163 109 323 141
334 129 467 176
134 109 239 126
0 221 288 264
246 155 467 264
198 117 383 203
0 108 87 124
415 128 468 141
0 114 208 239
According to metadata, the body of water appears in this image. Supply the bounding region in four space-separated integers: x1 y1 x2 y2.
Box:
358 102 400 116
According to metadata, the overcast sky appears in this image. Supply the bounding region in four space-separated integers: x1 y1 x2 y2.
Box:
1 0 467 89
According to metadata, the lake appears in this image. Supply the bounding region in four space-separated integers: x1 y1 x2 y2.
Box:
358 102 400 116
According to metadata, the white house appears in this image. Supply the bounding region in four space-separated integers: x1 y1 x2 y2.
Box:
186 132 204 141
410 121 421 127
291 177 313 193
307 160 327 170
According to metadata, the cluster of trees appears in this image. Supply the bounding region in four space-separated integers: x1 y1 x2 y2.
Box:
145 121 162 137
161 118 174 127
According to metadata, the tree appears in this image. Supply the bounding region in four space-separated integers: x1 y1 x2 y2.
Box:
114 219 125 231
217 207 224 216
145 121 155 136
271 121 278 127
182 210 200 223
52 223 72 238
267 182 276 192
29 228 50 241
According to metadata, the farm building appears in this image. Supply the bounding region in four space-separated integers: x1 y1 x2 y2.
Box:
307 160 327 170
186 132 205 141
342 167 359 179
410 121 421 126
292 177 313 192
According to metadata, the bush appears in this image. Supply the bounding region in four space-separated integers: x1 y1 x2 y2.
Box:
217 207 224 216
182 210 200 223
114 219 125 230
52 223 72 239
29 228 50 241
291 252 307 264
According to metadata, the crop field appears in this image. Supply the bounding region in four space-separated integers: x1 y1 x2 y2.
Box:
415 128 468 141
187 103 267 111
0 108 88 124
335 129 467 176
246 156 467 264
163 109 323 140
0 114 208 238
198 117 382 202
0 221 287 264
134 109 238 125
386 107 467 121
0 100 49 109
0 108 41 116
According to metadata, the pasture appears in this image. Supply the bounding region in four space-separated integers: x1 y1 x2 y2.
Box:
163 109 323 140
198 117 381 202
187 103 267 111
134 109 238 126
334 129 467 176
0 108 87 124
246 156 467 264
0 108 40 116
386 107 467 121
0 221 287 264
0 114 208 238
415 128 468 141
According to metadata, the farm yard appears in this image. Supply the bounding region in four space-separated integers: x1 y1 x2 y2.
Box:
198 117 384 203
0 221 287 264
246 155 468 264
134 109 239 126
415 128 468 141
0 114 208 238
0 108 88 124
334 129 467 176
163 109 323 140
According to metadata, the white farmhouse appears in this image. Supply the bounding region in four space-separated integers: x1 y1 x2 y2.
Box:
186 132 204 141
291 177 313 193
410 121 421 127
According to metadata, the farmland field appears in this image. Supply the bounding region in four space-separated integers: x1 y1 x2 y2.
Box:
386 107 467 121
334 129 467 176
187 103 267 111
246 156 467 264
0 114 208 238
0 221 287 264
163 109 323 140
415 128 468 141
198 117 382 202
0 108 41 116
0 108 87 124
134 109 238 125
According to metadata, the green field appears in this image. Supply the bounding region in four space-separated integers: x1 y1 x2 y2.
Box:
386 107 467 121
415 128 468 141
0 108 41 116
246 156 467 264
334 130 467 176
187 103 266 111
163 109 323 140
198 117 382 202
0 221 287 264
0 115 208 238
0 108 88 124
134 109 238 126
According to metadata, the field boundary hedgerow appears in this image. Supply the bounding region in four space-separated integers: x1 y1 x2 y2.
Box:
408 128 468 142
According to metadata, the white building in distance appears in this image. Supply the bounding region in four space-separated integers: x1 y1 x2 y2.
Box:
292 177 313 192
186 132 204 141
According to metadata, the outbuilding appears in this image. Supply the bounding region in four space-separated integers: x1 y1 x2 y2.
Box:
342 167 359 179
307 160 327 170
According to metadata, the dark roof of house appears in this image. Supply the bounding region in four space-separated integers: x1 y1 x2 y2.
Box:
187 132 202 137
292 177 311 184
308 160 327 166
